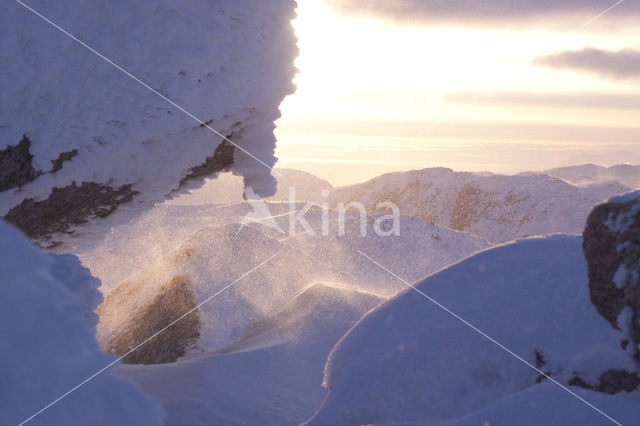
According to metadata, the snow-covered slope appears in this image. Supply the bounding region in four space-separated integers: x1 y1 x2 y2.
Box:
540 164 640 188
0 221 162 425
309 235 639 425
81 201 488 361
330 168 633 243
1 0 297 244
166 168 334 205
443 382 640 426
285 211 489 293
118 282 383 425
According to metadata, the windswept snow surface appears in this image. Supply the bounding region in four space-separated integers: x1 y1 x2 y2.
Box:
309 235 639 425
0 0 297 213
166 169 335 205
118 283 383 426
0 221 162 425
77 201 488 351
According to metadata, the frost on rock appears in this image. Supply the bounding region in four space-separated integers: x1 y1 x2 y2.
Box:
0 0 297 246
0 220 163 425
583 191 640 363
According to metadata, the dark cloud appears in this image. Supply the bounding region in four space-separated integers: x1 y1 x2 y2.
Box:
323 0 634 25
534 47 640 80
445 91 640 110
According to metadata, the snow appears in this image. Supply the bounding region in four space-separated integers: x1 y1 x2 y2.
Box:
48 253 102 332
5 162 640 424
0 0 297 216
541 164 640 189
613 264 629 289
75 201 488 350
329 168 634 243
0 220 162 425
608 190 640 204
310 235 639 425
117 283 383 425
443 382 640 426
604 193 640 232
166 168 335 206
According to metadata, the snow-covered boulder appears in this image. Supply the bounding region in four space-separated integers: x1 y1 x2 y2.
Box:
307 235 638 425
0 220 163 425
0 0 297 246
583 191 640 364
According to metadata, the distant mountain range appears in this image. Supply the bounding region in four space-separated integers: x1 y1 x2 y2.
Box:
526 164 640 188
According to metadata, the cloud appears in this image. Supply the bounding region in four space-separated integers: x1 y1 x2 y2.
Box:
534 47 640 80
445 91 640 110
323 0 635 25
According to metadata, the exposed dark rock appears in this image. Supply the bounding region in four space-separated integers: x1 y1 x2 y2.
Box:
569 369 640 394
4 182 137 242
0 135 42 191
51 149 78 172
2 135 232 245
179 138 235 187
583 192 640 363
450 183 490 231
105 276 200 365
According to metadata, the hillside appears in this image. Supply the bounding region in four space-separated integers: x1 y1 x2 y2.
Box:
540 164 640 188
330 167 632 243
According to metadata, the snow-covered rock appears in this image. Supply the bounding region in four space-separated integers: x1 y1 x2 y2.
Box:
583 191 640 364
0 0 297 245
330 167 633 244
117 282 384 425
308 235 639 425
0 220 162 425
87 202 488 363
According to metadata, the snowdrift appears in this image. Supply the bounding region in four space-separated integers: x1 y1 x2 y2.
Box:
0 220 162 425
118 282 383 425
309 235 639 425
85 202 488 362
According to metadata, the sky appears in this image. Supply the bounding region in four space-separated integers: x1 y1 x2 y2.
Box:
273 0 640 186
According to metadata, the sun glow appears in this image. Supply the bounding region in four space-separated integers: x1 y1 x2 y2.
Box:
275 0 640 185
280 0 624 122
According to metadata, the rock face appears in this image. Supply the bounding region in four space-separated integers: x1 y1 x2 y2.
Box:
583 191 640 363
99 276 200 365
0 136 41 192
0 0 297 246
